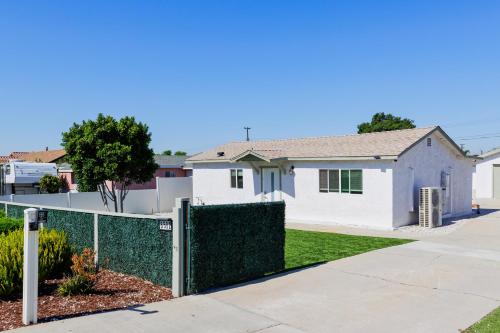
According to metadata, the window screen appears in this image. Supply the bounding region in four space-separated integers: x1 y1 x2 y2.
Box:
350 170 363 194
341 170 350 193
237 169 244 189
230 169 237 188
319 170 328 192
328 170 339 192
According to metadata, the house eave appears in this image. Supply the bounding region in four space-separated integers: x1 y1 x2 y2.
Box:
189 155 398 164
188 159 232 164
285 156 398 161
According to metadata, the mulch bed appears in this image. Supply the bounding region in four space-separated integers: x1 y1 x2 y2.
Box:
0 270 173 332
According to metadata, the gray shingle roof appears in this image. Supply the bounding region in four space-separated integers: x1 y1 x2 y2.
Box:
187 126 457 163
154 155 190 167
479 147 500 159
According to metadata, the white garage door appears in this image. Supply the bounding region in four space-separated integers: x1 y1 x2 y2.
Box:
494 165 500 199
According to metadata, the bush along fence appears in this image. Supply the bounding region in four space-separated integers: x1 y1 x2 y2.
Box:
0 199 286 296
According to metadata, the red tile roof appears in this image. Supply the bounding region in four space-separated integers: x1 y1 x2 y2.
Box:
0 149 66 163
20 149 66 163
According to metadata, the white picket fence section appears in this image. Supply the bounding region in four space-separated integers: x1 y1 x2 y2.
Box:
0 177 192 214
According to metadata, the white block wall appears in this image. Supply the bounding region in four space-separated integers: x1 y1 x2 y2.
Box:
4 177 193 215
157 177 193 212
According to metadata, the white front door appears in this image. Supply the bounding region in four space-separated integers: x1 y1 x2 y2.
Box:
262 168 280 202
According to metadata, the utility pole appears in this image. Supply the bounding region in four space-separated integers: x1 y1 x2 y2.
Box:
244 127 251 141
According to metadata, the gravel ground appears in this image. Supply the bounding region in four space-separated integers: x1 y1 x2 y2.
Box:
0 270 172 332
396 216 472 235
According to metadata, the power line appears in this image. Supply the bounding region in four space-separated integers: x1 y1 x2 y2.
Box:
458 135 500 141
456 131 500 140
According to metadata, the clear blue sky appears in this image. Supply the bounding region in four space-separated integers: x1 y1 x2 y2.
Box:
1 0 499 155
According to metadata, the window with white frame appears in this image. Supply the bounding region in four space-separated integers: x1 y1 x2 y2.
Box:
319 169 362 194
230 169 244 189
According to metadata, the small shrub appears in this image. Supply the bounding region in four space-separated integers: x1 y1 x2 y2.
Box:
57 248 97 297
0 229 72 297
39 230 73 280
39 174 64 194
0 216 23 234
57 275 94 296
71 248 97 280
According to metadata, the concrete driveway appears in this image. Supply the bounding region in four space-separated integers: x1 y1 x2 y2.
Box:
12 202 500 333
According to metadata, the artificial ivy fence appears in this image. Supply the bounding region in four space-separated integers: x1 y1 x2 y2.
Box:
188 201 286 294
5 203 94 253
3 202 172 287
98 215 173 287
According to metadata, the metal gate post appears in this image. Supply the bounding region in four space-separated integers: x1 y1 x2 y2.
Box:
182 198 191 295
172 198 189 297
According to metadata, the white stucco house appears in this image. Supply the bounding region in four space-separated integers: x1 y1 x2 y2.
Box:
187 126 473 229
473 148 500 199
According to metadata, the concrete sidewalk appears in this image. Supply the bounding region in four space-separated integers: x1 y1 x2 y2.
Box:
12 204 500 333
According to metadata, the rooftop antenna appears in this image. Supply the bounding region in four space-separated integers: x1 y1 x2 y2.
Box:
244 127 251 141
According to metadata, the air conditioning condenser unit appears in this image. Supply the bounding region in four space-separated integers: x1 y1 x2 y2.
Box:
419 187 442 228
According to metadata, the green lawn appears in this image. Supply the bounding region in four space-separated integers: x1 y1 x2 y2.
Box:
464 307 500 333
285 228 414 270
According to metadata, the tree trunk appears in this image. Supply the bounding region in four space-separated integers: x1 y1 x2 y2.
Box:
97 184 110 212
111 182 118 212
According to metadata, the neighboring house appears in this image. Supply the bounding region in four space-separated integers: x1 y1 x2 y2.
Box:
126 155 192 190
1 149 66 164
473 148 500 199
13 148 67 164
0 148 66 195
187 126 473 229
58 163 78 192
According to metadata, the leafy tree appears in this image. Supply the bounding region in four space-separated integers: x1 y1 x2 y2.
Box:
174 151 187 156
357 113 416 134
161 150 187 156
62 114 158 212
39 174 63 193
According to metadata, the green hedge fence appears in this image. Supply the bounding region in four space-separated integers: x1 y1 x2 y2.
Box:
5 203 94 253
188 201 286 293
2 202 172 287
2 200 285 293
98 215 173 287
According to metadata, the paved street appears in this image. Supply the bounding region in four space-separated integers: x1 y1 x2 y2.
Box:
12 200 500 333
